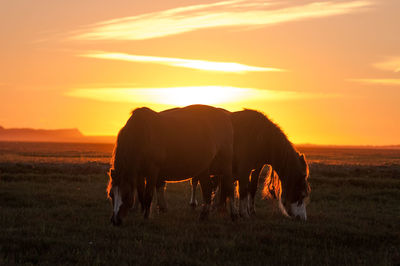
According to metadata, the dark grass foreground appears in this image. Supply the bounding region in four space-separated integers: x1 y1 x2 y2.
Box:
0 148 399 265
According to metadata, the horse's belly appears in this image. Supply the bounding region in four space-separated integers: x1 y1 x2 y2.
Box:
160 153 213 180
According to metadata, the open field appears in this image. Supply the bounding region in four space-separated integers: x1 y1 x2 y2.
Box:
0 142 399 265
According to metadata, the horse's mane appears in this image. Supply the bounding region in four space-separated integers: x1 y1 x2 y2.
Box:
238 109 291 147
107 107 159 197
260 165 281 199
236 109 295 158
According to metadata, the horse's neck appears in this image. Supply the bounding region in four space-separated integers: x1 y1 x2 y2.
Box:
263 137 292 179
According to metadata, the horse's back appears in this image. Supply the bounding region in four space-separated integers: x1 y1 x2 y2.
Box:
158 105 233 179
160 105 233 146
119 105 233 179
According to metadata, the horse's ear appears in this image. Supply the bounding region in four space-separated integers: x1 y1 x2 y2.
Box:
299 153 306 164
299 153 309 177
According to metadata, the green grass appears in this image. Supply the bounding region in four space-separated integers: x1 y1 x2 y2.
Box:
0 145 399 265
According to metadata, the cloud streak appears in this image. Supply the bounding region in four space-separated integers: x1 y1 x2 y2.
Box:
350 79 400 86
351 57 400 86
81 52 284 73
71 0 373 41
67 86 336 106
373 57 400 72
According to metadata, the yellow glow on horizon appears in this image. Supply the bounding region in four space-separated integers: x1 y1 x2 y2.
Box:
67 86 334 107
81 52 283 73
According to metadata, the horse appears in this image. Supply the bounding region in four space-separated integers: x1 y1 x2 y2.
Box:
189 109 310 220
107 105 237 225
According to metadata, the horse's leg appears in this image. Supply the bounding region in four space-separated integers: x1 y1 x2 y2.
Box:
198 171 212 221
136 175 145 212
234 161 254 219
248 166 263 216
156 179 167 213
221 168 238 221
210 175 222 211
238 172 250 219
215 175 226 212
189 177 199 209
143 168 159 219
132 187 139 212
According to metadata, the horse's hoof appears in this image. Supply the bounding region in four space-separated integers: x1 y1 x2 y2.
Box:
240 212 250 219
210 204 217 212
158 207 167 213
217 204 227 214
199 205 210 221
111 215 122 226
231 212 239 222
189 202 198 210
199 211 209 221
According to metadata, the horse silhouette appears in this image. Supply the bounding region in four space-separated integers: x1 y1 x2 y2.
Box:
107 105 237 225
188 109 310 219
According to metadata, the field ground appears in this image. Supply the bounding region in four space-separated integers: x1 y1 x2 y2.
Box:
0 142 399 265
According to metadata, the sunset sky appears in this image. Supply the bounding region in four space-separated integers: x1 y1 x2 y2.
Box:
1 0 399 145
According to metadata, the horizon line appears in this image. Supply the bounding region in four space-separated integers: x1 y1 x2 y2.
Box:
1 125 399 147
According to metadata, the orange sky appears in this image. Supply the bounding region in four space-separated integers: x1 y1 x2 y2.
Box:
0 0 399 145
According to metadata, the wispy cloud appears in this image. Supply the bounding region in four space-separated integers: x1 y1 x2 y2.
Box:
373 57 400 72
67 86 336 106
71 0 373 41
350 57 400 86
350 79 400 86
81 52 284 73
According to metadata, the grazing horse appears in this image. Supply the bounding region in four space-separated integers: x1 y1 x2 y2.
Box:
232 109 310 220
107 105 237 225
190 109 310 220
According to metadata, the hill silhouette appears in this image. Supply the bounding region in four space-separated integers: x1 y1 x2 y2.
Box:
0 126 398 148
0 126 115 143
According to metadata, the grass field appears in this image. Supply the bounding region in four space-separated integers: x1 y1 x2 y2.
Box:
0 142 399 265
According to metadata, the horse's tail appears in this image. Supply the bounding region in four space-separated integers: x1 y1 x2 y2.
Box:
262 166 282 200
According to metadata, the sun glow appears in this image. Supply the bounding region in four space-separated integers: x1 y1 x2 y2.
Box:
154 86 247 105
68 86 248 106
67 86 332 107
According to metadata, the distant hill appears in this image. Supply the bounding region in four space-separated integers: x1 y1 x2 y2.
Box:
0 126 398 148
0 126 115 143
296 143 400 150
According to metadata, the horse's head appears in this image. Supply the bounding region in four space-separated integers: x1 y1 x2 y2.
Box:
107 169 134 226
279 153 310 221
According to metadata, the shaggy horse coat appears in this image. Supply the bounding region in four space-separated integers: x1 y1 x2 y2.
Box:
107 105 236 225
231 109 310 219
191 109 310 219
